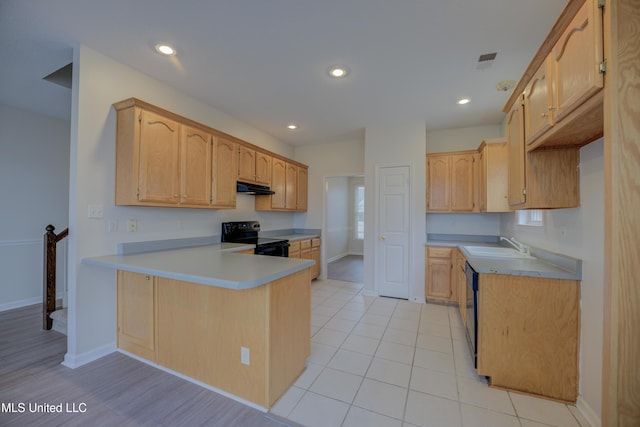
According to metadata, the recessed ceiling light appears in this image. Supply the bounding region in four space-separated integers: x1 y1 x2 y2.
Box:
155 44 176 56
328 66 350 78
457 98 470 105
287 124 298 130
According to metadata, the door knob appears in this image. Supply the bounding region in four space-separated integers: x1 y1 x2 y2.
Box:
380 236 386 241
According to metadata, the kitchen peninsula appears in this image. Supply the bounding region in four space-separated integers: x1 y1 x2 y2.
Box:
83 243 314 410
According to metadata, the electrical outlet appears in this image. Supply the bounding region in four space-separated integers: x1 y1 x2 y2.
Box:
107 220 117 232
88 204 104 218
241 347 250 365
128 219 137 232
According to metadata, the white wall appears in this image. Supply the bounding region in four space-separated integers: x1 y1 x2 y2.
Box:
501 139 604 420
66 45 297 365
426 124 502 153
294 137 365 231
325 177 349 261
364 120 426 301
0 105 70 310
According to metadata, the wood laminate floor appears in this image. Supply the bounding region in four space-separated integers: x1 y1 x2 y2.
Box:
0 304 302 427
327 255 363 283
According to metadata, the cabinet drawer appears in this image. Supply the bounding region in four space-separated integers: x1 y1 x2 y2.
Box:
289 241 301 252
311 238 321 248
300 239 312 250
427 246 453 258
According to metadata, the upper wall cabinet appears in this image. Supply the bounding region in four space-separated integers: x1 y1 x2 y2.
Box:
478 138 510 213
506 0 604 152
114 99 231 209
238 145 272 186
426 151 476 212
255 161 308 212
113 98 307 211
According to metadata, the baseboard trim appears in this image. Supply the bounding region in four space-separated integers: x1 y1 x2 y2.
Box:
117 349 268 412
0 297 41 312
62 342 117 368
327 253 348 263
576 395 601 427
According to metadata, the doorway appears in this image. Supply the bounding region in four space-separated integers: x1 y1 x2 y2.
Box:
324 176 364 283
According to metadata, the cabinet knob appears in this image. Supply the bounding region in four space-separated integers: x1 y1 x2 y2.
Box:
540 113 548 118
145 275 151 281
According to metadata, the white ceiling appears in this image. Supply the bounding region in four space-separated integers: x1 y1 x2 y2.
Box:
0 0 567 146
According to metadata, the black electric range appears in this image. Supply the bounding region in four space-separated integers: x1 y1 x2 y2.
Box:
221 221 289 257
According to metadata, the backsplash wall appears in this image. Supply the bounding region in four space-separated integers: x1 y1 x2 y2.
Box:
426 213 501 237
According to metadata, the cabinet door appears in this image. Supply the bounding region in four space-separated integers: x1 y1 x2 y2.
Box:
426 247 453 301
285 163 298 210
478 148 487 212
426 155 450 211
255 152 272 186
450 153 475 211
270 158 286 209
310 247 320 279
117 270 156 361
181 126 212 206
138 110 180 204
238 145 256 183
552 0 603 123
507 98 526 207
525 56 554 145
212 138 237 207
296 167 308 211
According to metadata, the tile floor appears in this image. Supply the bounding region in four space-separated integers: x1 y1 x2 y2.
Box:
271 279 589 427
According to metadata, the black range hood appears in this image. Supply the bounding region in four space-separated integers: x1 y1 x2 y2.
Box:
236 181 275 195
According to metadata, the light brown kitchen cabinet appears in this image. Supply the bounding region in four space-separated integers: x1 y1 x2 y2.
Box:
114 98 308 211
524 56 554 146
477 138 510 212
285 163 298 210
255 161 309 212
299 238 320 279
426 152 476 212
238 145 272 186
211 137 238 208
425 246 455 302
118 268 312 409
114 102 183 206
506 0 604 151
181 125 212 206
296 166 308 211
506 93 580 209
288 240 301 259
477 273 579 402
117 270 156 362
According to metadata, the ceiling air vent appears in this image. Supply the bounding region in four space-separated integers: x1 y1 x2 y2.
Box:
478 52 497 62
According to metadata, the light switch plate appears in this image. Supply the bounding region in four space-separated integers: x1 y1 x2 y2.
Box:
88 204 104 218
241 347 250 365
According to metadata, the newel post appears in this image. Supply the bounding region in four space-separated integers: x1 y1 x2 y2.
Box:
43 224 57 330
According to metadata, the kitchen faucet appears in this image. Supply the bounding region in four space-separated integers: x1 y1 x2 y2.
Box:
500 237 529 254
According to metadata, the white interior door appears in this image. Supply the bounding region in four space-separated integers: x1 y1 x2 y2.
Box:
377 165 410 299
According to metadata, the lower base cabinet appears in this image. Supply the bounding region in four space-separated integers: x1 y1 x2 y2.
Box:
477 274 580 402
425 246 457 303
291 238 320 279
117 268 311 409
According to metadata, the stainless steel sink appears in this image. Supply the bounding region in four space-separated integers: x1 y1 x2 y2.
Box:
462 246 534 259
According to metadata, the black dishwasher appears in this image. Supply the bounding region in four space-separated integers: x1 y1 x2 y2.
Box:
465 262 479 368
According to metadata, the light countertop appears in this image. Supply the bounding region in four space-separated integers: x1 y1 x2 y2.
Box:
275 234 320 241
426 235 581 280
83 243 315 290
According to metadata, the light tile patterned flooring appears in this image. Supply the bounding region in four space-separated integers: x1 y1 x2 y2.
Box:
271 279 589 427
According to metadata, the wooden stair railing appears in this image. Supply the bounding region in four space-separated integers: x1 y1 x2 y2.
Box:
43 224 68 330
